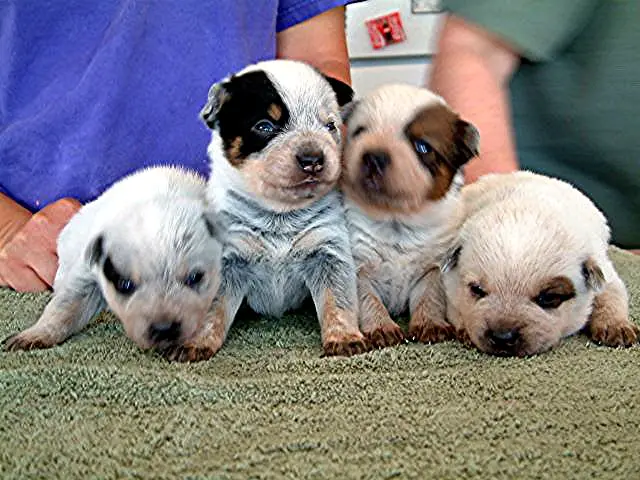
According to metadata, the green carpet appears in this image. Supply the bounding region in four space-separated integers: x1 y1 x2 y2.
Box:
1 248 639 479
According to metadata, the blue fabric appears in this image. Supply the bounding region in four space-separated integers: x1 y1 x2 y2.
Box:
0 0 352 211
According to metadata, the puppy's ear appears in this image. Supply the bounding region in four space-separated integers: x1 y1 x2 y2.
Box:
323 75 354 107
86 235 105 267
453 119 480 169
441 244 462 273
200 81 230 129
202 213 218 238
340 100 360 125
582 257 606 291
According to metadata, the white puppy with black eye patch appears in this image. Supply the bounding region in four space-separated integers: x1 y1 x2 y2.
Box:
441 171 638 357
340 84 480 348
3 166 223 355
161 59 368 362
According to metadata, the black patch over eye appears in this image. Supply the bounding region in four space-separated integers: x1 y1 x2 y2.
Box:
469 282 487 299
184 270 205 289
252 119 277 135
533 290 575 310
413 138 433 155
352 126 367 138
325 121 337 132
103 256 136 296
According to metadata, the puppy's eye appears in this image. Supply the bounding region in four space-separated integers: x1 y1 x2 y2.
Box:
324 121 337 132
414 139 433 155
534 291 574 310
468 282 487 299
351 126 366 138
103 256 137 296
184 270 205 289
252 120 277 135
116 278 137 295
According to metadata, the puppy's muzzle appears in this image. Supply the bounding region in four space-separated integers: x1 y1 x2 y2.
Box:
485 326 521 356
296 148 325 175
148 319 182 344
361 150 391 191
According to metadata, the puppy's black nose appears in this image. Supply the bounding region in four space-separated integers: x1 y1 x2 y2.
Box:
148 320 181 343
362 151 390 176
296 149 325 174
487 327 520 351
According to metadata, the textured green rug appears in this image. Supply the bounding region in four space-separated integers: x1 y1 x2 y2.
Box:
1 248 639 479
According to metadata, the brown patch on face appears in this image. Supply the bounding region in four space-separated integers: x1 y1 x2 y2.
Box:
268 103 282 121
405 104 479 201
531 276 576 309
319 289 369 356
226 136 245 167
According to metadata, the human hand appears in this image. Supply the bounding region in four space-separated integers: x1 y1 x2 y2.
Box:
0 198 82 292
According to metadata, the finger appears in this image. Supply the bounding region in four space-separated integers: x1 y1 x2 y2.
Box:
2 263 50 292
25 249 58 287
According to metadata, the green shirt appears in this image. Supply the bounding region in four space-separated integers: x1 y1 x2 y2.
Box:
444 0 639 248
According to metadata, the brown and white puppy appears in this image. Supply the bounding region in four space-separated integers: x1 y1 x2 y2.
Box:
161 60 368 362
341 84 479 348
3 166 223 355
441 171 638 357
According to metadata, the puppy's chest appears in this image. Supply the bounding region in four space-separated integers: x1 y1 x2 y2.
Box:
349 218 449 312
220 206 345 316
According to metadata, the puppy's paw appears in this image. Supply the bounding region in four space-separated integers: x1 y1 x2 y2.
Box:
322 331 369 357
589 319 639 347
159 343 220 363
364 322 405 349
408 321 455 344
455 327 474 349
2 330 57 351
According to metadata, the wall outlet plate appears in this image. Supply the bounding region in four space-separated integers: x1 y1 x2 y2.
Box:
411 0 442 14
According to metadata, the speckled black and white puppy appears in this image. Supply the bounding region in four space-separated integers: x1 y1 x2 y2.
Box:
162 60 368 362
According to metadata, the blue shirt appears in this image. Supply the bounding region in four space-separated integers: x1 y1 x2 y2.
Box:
0 0 353 210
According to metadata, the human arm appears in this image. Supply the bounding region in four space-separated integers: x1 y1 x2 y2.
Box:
276 6 352 85
429 14 520 183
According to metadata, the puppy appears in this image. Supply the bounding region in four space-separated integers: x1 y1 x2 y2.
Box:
3 166 222 355
340 84 480 348
441 171 638 356
161 59 367 362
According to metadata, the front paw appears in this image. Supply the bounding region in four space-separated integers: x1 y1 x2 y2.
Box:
364 322 405 349
323 331 369 357
589 319 639 347
158 341 221 363
3 330 57 351
409 321 455 344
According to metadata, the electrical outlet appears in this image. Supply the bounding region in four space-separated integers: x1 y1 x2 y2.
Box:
411 0 442 14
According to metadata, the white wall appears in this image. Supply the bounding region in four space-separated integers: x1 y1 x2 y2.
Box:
346 0 445 96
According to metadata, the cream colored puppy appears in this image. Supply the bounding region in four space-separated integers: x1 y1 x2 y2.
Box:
341 84 479 347
441 171 637 356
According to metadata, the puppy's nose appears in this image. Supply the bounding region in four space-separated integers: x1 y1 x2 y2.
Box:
148 320 181 343
296 149 325 174
362 151 390 175
487 327 520 350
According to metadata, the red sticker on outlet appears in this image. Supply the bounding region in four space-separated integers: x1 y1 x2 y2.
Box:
365 11 407 50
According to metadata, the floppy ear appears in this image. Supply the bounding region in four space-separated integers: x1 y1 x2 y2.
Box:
582 257 606 292
340 100 360 125
200 81 230 129
85 235 105 267
441 244 462 273
323 75 354 107
453 119 480 169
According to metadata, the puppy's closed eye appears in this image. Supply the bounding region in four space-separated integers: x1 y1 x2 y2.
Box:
351 126 367 139
532 276 576 310
468 282 488 299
